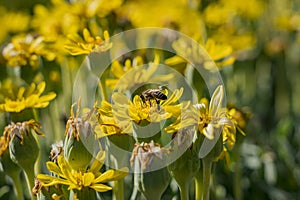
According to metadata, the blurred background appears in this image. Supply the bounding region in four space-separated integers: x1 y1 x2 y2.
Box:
0 0 300 199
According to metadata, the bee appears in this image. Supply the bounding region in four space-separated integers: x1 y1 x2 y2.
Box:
139 86 168 110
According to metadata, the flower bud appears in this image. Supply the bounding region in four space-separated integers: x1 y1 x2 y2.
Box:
168 128 200 199
4 120 43 170
64 107 96 171
131 141 170 199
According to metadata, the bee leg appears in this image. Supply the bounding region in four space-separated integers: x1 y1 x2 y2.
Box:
156 99 160 110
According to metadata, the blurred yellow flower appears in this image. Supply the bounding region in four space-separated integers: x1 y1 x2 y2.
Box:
65 28 112 55
32 0 81 38
211 27 257 52
116 0 205 38
71 0 123 18
36 151 128 192
0 7 30 42
106 54 174 92
0 81 56 113
2 34 56 68
204 0 264 26
165 38 235 68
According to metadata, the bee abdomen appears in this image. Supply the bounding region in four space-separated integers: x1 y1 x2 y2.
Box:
154 91 167 100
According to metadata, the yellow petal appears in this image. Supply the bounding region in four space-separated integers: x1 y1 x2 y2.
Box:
83 172 95 187
36 82 46 96
111 61 125 78
46 161 64 177
89 151 106 173
209 85 224 116
90 183 112 192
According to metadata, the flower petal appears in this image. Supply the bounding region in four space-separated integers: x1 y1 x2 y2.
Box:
46 161 63 177
90 183 112 192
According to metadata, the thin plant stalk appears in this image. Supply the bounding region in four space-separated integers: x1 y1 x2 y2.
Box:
113 179 124 200
202 159 212 200
179 183 190 200
194 170 203 200
10 172 24 200
23 166 36 200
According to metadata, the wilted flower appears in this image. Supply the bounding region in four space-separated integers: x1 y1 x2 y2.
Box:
3 120 43 166
130 140 169 170
0 81 57 113
63 102 97 171
49 140 64 163
131 141 170 199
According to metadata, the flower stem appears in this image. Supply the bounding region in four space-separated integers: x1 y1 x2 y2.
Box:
23 165 36 200
179 183 189 200
113 179 124 200
202 159 212 200
10 172 24 200
194 171 203 200
234 144 243 200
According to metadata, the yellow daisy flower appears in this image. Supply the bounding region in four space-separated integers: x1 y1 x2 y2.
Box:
165 85 236 140
2 34 56 68
36 151 128 192
64 28 112 55
96 100 133 137
112 87 184 125
106 54 174 92
0 81 56 113
165 38 235 70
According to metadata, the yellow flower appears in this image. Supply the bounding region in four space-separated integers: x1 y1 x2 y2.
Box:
70 0 123 18
203 0 264 26
96 100 133 137
64 28 112 55
0 7 30 42
165 38 235 69
204 39 235 67
106 54 174 92
165 86 236 140
0 81 56 113
211 27 257 52
36 151 128 192
116 0 205 38
112 87 184 125
2 34 56 68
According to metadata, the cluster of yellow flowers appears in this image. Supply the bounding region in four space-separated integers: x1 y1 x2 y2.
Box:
4 0 291 199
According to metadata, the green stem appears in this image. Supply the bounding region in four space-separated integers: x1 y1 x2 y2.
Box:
194 171 203 200
202 159 212 200
179 183 189 200
23 165 36 200
113 179 124 200
10 172 24 200
234 144 243 200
